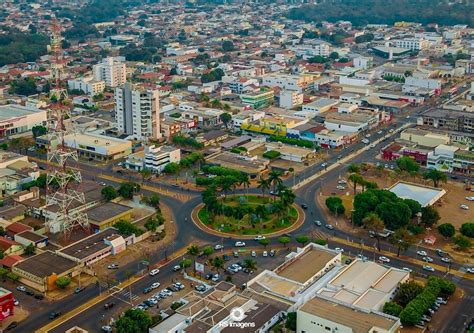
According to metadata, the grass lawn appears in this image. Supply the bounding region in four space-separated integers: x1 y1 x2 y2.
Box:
197 195 298 235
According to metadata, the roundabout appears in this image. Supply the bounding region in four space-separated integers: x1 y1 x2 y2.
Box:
191 194 306 239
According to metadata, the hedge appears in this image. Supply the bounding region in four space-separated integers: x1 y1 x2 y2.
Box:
263 150 281 159
268 135 316 149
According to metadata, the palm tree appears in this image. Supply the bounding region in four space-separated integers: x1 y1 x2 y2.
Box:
423 169 447 188
243 258 257 271
255 204 267 222
348 173 364 195
268 170 283 200
348 163 360 174
257 177 270 198
239 174 250 196
389 228 415 257
139 168 152 184
363 213 384 251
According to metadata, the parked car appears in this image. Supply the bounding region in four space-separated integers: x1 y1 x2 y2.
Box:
465 196 474 201
214 244 224 250
49 311 61 319
335 248 344 253
16 286 26 292
143 287 153 294
6 322 18 330
467 267 474 273
436 249 446 256
107 264 119 269
101 326 113 332
25 290 34 296
223 254 231 261
151 282 161 289
325 224 334 230
104 302 115 310
402 267 413 273
357 254 368 261
423 256 434 263
441 257 451 263
254 235 266 241
195 285 206 292
149 269 160 276
233 251 239 258
436 297 447 305
314 220 322 226
460 204 469 210
235 241 246 247
205 273 213 280
336 185 346 190
269 250 276 257
211 274 220 282
74 287 85 294
251 251 256 257
173 265 181 272
423 265 435 272
263 251 268 257
379 256 390 263
416 250 427 256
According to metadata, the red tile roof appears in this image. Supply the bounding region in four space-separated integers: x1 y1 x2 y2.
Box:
6 222 32 235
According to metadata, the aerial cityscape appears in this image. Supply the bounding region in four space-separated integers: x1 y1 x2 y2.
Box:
0 0 473 332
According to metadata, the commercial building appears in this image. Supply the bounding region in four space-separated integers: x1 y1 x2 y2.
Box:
290 41 331 59
144 145 181 173
115 83 161 140
85 202 133 232
265 142 315 163
12 251 78 292
206 151 269 179
261 74 314 92
393 38 429 51
0 287 14 322
279 90 303 109
418 109 474 133
297 296 400 333
93 57 126 87
241 115 307 136
302 98 339 114
67 77 105 96
0 104 47 138
240 89 274 109
400 128 450 148
37 133 132 161
389 182 446 207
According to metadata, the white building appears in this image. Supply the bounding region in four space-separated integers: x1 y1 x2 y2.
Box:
0 104 47 138
393 38 429 51
114 83 161 141
291 41 331 59
93 57 126 87
279 90 303 109
144 145 181 173
402 76 441 96
67 77 105 96
353 56 373 69
302 98 339 114
262 74 314 92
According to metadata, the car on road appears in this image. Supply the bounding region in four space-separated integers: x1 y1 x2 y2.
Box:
377 130 383 134
25 290 34 296
369 144 376 148
107 264 119 269
195 285 206 292
104 302 115 310
263 251 268 257
254 235 266 241
435 249 446 256
151 282 161 289
233 251 239 257
357 254 368 261
251 251 256 257
143 287 153 294
338 179 347 185
334 248 344 253
325 224 334 230
378 256 390 263
16 286 26 292
99 182 107 186
149 269 160 276
423 256 434 263
336 185 346 190
102 325 113 332
48 311 61 319
173 265 181 272
441 257 451 263
402 267 413 273
361 138 370 144
300 203 308 209
205 273 213 280
223 254 231 261
466 267 474 274
321 162 328 168
214 244 224 250
416 250 427 256
314 220 322 226
74 287 85 294
235 241 246 247
13 299 19 306
423 265 435 272
6 322 18 331
460 204 469 210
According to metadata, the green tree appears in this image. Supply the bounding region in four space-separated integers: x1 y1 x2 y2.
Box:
438 223 455 238
421 206 440 227
179 258 192 272
147 194 160 209
202 245 214 256
222 40 235 52
118 182 140 199
295 235 310 246
219 112 232 128
55 276 71 289
403 199 422 218
243 258 257 271
347 163 360 173
325 196 345 215
329 51 339 60
116 308 152 333
376 201 411 230
101 186 118 201
454 235 471 250
348 173 364 195
314 239 327 246
144 218 159 232
139 168 152 184
24 243 35 255
163 162 180 176
393 281 423 307
257 177 271 198
32 125 47 138
114 220 143 236
423 169 447 187
278 236 291 249
383 301 403 317
460 223 474 238
285 312 297 331
268 170 283 198
259 238 270 248
390 228 415 257
212 256 224 273
396 156 420 173
187 245 199 257
9 77 38 96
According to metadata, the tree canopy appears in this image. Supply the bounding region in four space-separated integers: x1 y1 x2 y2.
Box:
0 32 48 66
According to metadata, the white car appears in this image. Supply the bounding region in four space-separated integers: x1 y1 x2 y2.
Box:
263 251 268 257
423 265 435 272
460 204 469 210
211 274 220 282
416 250 427 256
16 286 26 292
466 268 474 274
335 247 344 253
336 185 346 190
214 244 224 250
254 235 266 241
251 251 256 257
466 196 474 201
150 282 160 289
379 256 390 263
338 179 347 184
149 269 160 276
423 256 434 263
377 130 383 134
402 267 413 273
441 257 451 263
235 241 246 247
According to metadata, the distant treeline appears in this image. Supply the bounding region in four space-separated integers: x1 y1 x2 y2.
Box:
0 32 48 66
286 0 473 27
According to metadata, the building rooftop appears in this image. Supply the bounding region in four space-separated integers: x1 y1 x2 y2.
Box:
86 202 132 223
14 251 77 278
58 228 120 260
299 297 399 333
0 104 45 121
389 181 446 207
16 230 47 242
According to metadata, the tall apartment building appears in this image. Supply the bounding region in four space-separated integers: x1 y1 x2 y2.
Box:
393 38 429 51
114 83 161 141
93 57 126 87
67 77 105 96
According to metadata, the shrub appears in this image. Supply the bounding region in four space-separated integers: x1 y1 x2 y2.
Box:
453 235 471 250
460 223 474 238
407 224 424 235
6 272 19 281
262 150 281 160
313 239 327 246
438 223 455 238
55 276 71 289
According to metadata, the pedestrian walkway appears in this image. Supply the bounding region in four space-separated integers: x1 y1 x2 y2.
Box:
111 287 140 305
